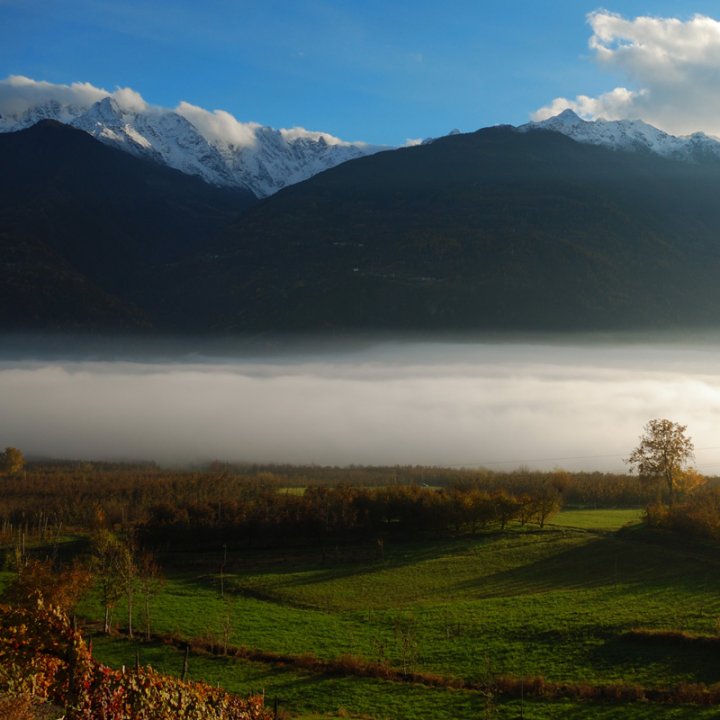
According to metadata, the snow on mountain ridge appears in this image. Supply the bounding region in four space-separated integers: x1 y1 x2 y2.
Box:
70 96 238 187
79 99 384 196
0 75 385 197
519 109 720 162
7 75 720 197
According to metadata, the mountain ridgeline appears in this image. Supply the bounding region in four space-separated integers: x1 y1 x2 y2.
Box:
0 95 383 198
5 118 720 332
176 124 720 331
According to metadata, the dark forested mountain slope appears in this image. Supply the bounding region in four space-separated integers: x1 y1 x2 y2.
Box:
179 125 720 331
6 121 720 332
0 121 256 330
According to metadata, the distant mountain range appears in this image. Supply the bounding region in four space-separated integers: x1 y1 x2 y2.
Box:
0 95 383 198
523 109 720 163
187 121 720 332
7 83 720 198
6 111 720 333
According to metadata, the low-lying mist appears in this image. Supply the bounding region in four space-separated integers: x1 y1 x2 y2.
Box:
2 335 720 471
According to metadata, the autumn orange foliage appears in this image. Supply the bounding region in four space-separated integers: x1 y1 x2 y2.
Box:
0 594 270 720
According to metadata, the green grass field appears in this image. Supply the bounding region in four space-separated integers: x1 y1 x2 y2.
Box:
89 635 720 720
80 509 720 718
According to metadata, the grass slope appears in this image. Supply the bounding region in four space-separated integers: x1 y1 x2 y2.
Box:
82 509 720 718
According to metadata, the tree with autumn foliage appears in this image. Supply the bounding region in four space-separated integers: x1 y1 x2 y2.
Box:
3 558 92 615
137 549 164 641
625 419 695 507
0 593 271 719
0 447 24 477
89 529 135 634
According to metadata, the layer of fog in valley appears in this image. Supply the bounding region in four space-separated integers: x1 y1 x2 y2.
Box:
3 334 720 472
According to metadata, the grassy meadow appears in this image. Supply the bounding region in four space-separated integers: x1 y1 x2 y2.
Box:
73 507 720 718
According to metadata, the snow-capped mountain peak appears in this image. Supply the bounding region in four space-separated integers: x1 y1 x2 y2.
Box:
11 76 720 199
519 110 720 162
0 76 387 198
533 108 586 131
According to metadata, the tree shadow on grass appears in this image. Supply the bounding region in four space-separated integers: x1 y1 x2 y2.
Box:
169 526 720 622
589 634 720 685
452 530 720 600
175 534 506 595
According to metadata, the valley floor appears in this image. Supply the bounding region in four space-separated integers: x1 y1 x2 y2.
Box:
75 508 720 719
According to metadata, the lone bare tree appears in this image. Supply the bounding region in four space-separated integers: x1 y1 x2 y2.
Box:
626 419 695 507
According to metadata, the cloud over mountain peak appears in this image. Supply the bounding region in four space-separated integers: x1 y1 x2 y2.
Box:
0 76 384 197
533 12 720 138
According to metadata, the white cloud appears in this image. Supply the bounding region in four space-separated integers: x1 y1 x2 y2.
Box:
0 75 375 152
533 12 720 136
3 340 720 470
175 101 260 148
112 86 148 112
279 126 358 147
0 76 267 148
532 87 644 123
0 75 107 116
0 75 380 156
0 75 149 117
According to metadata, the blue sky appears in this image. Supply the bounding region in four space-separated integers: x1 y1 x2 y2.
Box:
2 1 719 145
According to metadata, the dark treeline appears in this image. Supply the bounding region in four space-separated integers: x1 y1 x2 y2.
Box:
0 461 676 548
142 482 565 548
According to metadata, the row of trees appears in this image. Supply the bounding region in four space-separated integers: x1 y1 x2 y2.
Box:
0 463 664 544
7 524 164 639
142 482 564 548
4 485 564 638
90 528 164 636
0 417 703 547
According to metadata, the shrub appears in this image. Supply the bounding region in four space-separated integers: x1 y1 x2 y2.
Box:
0 595 271 720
